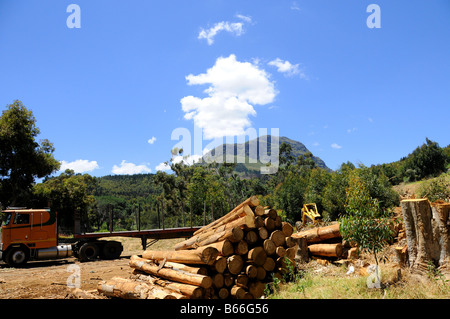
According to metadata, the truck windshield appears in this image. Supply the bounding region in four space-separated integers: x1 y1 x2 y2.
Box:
1 213 12 226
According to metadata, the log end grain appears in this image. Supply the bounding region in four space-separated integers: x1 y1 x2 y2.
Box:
227 255 244 275
200 247 220 265
248 246 267 266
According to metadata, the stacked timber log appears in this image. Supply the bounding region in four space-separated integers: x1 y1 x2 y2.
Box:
97 196 298 299
291 222 353 262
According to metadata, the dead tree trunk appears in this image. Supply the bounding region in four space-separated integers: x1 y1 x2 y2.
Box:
401 199 450 276
131 270 204 299
129 255 213 288
294 235 309 264
97 276 183 299
142 247 219 265
291 223 341 244
308 243 343 258
193 196 259 236
431 201 450 278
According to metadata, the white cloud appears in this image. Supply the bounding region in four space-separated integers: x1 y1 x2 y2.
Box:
268 58 306 78
291 1 301 11
347 127 358 134
60 159 99 173
147 136 157 144
198 14 252 45
112 160 151 175
173 154 203 166
155 154 203 172
198 21 244 45
155 162 171 172
235 14 252 23
181 54 277 139
331 143 342 149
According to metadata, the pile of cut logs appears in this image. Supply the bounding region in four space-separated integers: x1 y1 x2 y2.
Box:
291 222 355 262
97 196 298 299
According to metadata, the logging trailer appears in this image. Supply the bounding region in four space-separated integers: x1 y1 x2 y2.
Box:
0 208 200 267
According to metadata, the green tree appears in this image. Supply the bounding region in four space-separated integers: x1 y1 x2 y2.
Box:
94 195 127 231
154 170 179 226
33 170 98 231
274 171 309 223
443 144 450 168
0 100 60 206
417 175 450 202
358 165 400 210
187 166 209 224
339 171 394 267
400 138 447 181
204 173 227 223
322 162 355 220
304 168 331 215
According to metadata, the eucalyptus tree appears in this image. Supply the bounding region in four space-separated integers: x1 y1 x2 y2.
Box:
0 100 60 207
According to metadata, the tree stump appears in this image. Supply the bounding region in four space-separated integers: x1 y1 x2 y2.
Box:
394 245 408 268
294 235 309 264
431 201 450 279
401 199 449 276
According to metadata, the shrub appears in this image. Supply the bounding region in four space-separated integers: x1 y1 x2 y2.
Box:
304 168 331 214
400 138 447 182
339 171 394 266
274 171 308 223
322 162 354 220
417 175 450 202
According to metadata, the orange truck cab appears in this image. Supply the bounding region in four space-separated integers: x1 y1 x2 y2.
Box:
0 208 73 267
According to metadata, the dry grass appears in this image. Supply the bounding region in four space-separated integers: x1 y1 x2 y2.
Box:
267 260 450 299
102 237 186 256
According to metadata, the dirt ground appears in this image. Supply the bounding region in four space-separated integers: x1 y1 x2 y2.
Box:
0 237 184 299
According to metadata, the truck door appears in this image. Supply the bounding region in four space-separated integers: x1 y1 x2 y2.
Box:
30 211 48 241
11 213 31 244
30 210 56 248
1 212 13 248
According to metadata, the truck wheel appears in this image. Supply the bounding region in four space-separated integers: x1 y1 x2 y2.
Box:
78 242 99 262
102 241 123 260
5 247 29 267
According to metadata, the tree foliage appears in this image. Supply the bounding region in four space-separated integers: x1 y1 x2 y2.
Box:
0 100 60 206
3 101 445 236
339 170 395 265
274 171 308 223
417 175 450 202
372 138 449 184
322 162 355 220
33 170 98 231
400 138 447 182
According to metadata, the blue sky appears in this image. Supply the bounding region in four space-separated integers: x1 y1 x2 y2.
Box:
0 0 449 176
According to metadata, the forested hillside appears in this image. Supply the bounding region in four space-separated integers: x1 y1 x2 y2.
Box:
32 137 450 234
96 174 160 198
202 135 329 177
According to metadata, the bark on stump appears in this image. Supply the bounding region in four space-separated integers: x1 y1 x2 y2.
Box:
293 234 309 264
431 201 450 278
400 199 449 275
